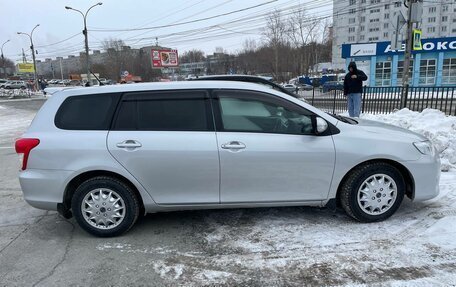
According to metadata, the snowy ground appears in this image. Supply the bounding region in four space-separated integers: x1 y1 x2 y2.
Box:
0 101 455 286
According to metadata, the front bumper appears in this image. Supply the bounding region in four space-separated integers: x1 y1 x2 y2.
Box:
401 153 441 201
19 169 72 211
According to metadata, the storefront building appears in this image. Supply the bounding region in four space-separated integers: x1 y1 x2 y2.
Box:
341 37 456 87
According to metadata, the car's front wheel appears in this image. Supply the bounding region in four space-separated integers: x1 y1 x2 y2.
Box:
71 176 140 237
340 162 405 222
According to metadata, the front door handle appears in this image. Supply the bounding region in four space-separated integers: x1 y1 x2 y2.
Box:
221 141 246 150
116 140 142 149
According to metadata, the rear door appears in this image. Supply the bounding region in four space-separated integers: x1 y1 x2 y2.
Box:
107 90 220 204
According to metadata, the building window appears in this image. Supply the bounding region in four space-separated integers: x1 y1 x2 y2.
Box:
428 17 436 23
385 13 390 19
384 23 389 29
349 0 356 5
442 26 447 32
360 35 365 41
360 16 366 22
385 4 390 9
348 36 356 42
419 59 436 85
453 29 456 33
368 37 379 41
442 5 448 12
394 1 401 8
349 18 356 24
349 8 356 14
442 58 456 84
383 32 389 38
349 27 356 33
360 26 365 31
427 27 436 33
397 60 414 84
375 62 392 86
361 0 366 3
370 8 380 13
428 7 436 13
371 0 380 3
442 16 448 22
369 27 380 32
370 18 380 23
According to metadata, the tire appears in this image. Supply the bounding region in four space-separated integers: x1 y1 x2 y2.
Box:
340 162 405 223
71 176 140 237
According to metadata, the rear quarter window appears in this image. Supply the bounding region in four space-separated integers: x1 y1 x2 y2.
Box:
55 93 120 130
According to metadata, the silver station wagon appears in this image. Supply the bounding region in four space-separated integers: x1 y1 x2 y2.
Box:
16 81 440 237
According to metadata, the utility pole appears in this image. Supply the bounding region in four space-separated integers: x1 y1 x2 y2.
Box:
59 58 64 80
22 48 27 63
401 0 418 108
18 24 40 91
65 3 103 86
1 40 10 77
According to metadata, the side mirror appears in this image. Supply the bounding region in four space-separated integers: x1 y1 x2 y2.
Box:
315 117 328 134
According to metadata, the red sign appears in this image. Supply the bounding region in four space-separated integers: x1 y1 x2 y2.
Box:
151 49 179 68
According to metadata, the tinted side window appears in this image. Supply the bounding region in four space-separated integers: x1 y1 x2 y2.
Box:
55 93 120 130
113 90 213 131
215 90 314 135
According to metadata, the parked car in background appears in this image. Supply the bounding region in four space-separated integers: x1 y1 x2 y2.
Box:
3 80 27 89
0 79 8 88
16 81 440 237
322 81 344 93
298 83 314 91
282 83 298 93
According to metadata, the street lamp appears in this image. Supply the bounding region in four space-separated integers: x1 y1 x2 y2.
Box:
65 2 102 86
1 39 10 77
17 24 40 91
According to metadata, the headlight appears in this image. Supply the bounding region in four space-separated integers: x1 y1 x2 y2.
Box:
413 141 435 156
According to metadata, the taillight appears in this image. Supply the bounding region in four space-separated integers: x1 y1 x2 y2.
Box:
15 138 40 170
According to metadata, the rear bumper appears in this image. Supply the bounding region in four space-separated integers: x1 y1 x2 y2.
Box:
19 169 72 211
401 154 441 201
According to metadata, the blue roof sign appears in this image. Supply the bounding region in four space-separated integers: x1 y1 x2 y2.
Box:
342 37 456 58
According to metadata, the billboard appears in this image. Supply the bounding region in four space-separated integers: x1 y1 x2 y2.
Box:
151 49 179 68
17 63 35 73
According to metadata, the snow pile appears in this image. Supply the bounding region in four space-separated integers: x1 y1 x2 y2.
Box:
362 108 456 172
0 105 36 145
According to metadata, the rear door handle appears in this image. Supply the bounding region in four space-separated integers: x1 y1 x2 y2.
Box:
221 141 246 150
116 140 142 149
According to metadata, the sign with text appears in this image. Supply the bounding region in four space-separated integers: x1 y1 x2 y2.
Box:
350 43 377 57
17 63 35 73
342 37 456 58
151 49 179 68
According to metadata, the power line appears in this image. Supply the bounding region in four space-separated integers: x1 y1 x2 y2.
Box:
89 0 279 32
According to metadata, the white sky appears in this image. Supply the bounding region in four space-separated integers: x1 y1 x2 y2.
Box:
0 0 333 62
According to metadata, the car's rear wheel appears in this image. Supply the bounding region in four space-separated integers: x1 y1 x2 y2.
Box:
340 162 405 222
71 176 140 237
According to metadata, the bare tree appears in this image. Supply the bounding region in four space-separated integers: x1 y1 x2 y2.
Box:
263 10 287 80
180 49 205 64
102 38 139 81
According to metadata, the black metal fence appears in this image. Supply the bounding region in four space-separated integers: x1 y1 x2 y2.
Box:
301 86 456 116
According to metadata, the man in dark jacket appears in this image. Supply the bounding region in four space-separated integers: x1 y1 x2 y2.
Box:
343 61 368 117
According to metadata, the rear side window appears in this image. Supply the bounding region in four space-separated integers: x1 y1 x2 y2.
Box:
113 90 213 131
55 93 120 130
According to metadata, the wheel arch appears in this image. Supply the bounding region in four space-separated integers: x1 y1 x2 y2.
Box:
63 170 146 216
336 159 415 205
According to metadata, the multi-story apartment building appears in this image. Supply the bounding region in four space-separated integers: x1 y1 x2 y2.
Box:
332 0 456 70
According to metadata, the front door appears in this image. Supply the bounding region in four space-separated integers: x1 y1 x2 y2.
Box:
212 90 336 203
107 90 220 204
